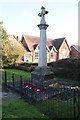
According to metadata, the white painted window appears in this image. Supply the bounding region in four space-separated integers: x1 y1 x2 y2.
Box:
35 52 39 59
26 54 30 61
63 49 66 58
51 51 54 59
35 45 39 60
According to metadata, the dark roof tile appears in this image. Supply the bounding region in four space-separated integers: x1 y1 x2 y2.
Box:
71 45 80 53
22 35 66 52
52 37 65 51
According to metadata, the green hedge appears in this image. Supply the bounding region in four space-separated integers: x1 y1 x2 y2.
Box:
48 58 80 82
53 68 80 81
3 62 38 72
48 58 80 69
3 58 80 81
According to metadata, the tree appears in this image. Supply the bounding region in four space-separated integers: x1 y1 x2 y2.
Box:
1 41 19 66
0 21 20 67
0 21 8 40
0 21 26 67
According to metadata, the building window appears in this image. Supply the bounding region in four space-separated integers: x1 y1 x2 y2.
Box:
35 52 39 59
51 51 54 59
63 49 66 58
26 54 30 62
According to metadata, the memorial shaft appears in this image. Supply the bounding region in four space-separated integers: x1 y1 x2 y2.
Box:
31 6 54 88
38 6 49 67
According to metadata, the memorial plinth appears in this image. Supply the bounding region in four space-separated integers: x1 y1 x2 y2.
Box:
31 6 54 88
31 66 54 88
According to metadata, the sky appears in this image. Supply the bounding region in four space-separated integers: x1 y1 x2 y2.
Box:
0 0 79 46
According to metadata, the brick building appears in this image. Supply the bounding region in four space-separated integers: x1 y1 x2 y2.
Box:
21 35 70 63
70 45 80 58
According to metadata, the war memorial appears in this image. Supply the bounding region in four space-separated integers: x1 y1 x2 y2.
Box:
31 6 55 88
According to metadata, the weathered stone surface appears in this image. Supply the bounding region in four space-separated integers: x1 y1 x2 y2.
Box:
31 7 55 88
31 67 55 88
38 6 48 67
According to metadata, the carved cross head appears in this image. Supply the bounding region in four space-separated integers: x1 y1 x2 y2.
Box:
38 6 48 24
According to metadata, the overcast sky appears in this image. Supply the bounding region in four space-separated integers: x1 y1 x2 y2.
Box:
0 0 79 46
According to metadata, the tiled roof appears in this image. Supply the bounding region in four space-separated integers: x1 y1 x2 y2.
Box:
33 44 38 49
48 45 53 50
23 35 39 51
23 35 52 51
71 45 80 53
51 37 66 51
22 35 66 52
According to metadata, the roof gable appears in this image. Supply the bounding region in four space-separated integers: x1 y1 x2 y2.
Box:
21 35 69 52
71 45 80 53
23 35 40 51
33 44 38 50
21 36 30 52
52 37 65 51
49 45 57 52
22 35 52 51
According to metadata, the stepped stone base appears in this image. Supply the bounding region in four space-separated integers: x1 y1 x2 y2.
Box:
31 66 55 88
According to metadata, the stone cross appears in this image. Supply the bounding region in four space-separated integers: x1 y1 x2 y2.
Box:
31 6 54 88
38 6 49 67
38 6 48 24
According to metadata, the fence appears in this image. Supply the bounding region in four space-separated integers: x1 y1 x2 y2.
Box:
2 70 80 119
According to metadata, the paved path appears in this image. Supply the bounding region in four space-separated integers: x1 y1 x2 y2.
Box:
2 88 21 102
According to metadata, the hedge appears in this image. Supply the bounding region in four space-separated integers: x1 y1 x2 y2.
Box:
2 58 80 82
48 58 80 82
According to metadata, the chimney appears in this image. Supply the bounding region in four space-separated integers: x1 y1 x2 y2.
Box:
16 36 20 42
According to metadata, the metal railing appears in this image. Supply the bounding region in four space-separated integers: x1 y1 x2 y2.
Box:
2 70 80 119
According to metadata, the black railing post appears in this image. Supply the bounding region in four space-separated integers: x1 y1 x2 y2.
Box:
20 76 22 97
73 89 76 120
12 73 14 87
5 71 7 86
77 87 80 120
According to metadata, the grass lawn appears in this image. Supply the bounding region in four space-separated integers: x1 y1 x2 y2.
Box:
2 68 80 84
2 68 80 119
2 96 80 119
2 69 31 83
36 96 80 119
2 99 49 119
2 68 31 78
2 97 80 119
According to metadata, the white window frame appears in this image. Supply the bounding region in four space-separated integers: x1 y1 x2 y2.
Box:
26 54 30 62
35 52 39 60
63 49 66 58
51 51 54 59
35 45 39 60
